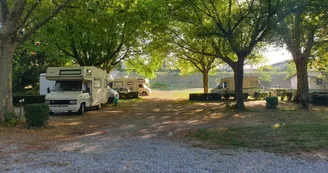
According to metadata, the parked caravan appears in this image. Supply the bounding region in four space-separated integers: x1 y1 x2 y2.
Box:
211 76 261 99
112 77 151 97
45 66 108 115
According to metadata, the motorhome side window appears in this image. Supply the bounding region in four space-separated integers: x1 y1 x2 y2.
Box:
114 81 123 86
127 81 133 85
223 82 228 88
94 79 101 88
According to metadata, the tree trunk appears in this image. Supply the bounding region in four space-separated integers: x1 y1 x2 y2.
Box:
294 57 310 109
233 59 245 109
0 39 15 121
202 71 209 93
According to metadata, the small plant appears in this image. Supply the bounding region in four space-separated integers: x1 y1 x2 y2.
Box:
4 111 20 126
254 92 260 100
24 103 50 128
281 90 287 101
266 96 278 108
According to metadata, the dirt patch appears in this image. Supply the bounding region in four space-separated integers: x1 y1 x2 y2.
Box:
1 89 326 157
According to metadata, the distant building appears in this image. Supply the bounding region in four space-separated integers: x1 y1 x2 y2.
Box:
288 71 327 90
268 59 293 71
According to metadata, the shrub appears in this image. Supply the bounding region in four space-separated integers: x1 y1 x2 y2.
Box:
310 93 328 105
281 90 287 101
254 92 260 100
266 97 278 108
4 111 20 126
13 95 46 106
189 93 221 101
256 92 268 100
24 104 50 128
150 82 169 89
286 93 293 101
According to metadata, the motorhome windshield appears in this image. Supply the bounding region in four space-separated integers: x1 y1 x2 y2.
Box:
53 81 82 92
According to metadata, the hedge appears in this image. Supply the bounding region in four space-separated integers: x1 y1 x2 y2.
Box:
189 93 221 101
266 96 278 108
120 92 139 99
310 93 328 105
13 95 45 106
24 103 50 128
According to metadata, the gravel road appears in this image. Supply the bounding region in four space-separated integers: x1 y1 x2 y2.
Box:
2 133 328 173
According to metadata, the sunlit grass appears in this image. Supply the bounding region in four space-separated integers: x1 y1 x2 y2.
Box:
190 109 328 153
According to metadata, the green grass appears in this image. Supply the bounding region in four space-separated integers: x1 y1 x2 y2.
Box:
191 123 328 153
189 109 328 153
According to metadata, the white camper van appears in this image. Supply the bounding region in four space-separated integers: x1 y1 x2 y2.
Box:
112 77 151 96
45 66 109 115
211 76 260 99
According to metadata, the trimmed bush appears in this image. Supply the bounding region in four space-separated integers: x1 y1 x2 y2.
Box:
189 93 221 101
266 96 278 108
286 93 293 101
13 95 45 106
254 92 260 100
24 104 50 128
281 90 287 101
243 93 249 100
310 93 328 105
150 81 169 89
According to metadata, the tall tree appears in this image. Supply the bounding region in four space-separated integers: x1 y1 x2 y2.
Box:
275 0 328 108
167 0 282 109
36 0 147 72
0 0 71 120
171 39 222 93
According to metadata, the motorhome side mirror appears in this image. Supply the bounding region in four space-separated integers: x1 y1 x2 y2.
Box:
47 87 50 93
83 88 90 93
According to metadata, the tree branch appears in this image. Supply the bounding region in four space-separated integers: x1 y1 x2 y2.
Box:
19 0 71 45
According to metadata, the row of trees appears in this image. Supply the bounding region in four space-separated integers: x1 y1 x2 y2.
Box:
0 0 328 120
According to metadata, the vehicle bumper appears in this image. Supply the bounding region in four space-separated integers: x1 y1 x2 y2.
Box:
49 104 80 113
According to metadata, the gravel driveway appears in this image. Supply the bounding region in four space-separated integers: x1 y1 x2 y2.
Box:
2 133 328 173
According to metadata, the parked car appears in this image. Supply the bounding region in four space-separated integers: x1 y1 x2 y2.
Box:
107 86 119 104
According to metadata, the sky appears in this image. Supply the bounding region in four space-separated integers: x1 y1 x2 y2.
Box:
262 46 292 65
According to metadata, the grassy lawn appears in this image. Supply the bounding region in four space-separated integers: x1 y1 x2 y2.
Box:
189 107 328 154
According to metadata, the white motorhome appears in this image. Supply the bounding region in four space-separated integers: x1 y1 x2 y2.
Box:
211 76 260 99
112 77 152 96
45 66 109 115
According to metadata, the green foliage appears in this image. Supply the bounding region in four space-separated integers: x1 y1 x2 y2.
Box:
12 44 71 93
24 104 50 128
13 95 46 106
266 97 278 108
36 0 149 72
150 81 169 89
310 93 328 105
286 93 293 101
281 90 287 101
254 92 260 100
189 93 222 101
4 111 19 126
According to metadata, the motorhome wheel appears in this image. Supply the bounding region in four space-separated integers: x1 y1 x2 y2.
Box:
78 103 85 115
142 91 148 96
96 103 101 110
